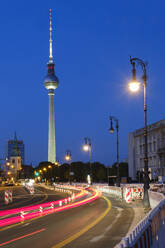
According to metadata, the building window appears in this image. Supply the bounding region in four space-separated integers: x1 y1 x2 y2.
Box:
150 157 152 167
143 144 145 154
157 137 160 149
12 159 15 164
140 145 142 154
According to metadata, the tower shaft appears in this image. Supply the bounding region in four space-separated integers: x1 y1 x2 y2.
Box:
48 90 56 163
44 10 59 164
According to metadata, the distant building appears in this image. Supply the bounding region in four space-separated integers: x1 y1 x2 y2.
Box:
7 132 25 164
128 119 165 180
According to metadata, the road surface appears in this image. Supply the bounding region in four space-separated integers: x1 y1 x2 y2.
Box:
0 185 68 210
0 192 135 248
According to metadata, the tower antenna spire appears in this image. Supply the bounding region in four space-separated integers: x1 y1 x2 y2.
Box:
49 9 53 63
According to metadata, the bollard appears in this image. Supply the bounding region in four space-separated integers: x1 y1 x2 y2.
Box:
39 206 43 213
20 211 25 220
59 201 62 207
30 187 34 195
51 203 54 209
4 191 9 204
65 199 67 204
9 191 13 203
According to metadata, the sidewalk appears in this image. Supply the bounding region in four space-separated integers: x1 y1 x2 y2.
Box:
126 200 146 234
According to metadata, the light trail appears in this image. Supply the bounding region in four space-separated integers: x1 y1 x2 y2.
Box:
0 188 101 228
0 228 46 246
0 188 86 218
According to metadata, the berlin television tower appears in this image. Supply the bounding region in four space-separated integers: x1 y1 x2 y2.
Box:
44 9 59 163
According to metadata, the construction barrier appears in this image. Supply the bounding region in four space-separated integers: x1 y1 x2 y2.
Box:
123 186 143 203
9 191 13 202
4 190 12 204
93 185 123 199
125 188 132 203
94 184 143 202
4 191 9 204
29 187 34 195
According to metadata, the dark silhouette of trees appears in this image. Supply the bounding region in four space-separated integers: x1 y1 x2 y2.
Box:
34 161 128 183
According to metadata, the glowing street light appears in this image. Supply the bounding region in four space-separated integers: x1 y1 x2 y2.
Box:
129 56 150 210
128 81 140 92
83 137 92 184
65 150 71 162
65 150 72 184
43 167 47 172
83 143 89 151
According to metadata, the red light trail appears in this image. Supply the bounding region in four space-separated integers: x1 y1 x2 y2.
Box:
0 187 101 228
0 228 46 246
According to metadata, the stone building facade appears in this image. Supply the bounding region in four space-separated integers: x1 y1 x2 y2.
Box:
128 119 165 180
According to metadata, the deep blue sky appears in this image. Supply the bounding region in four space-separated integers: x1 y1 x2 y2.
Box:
0 0 164 166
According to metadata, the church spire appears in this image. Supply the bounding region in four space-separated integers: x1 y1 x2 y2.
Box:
49 9 53 63
14 131 17 142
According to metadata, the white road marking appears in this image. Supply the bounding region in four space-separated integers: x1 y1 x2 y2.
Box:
23 223 30 226
90 207 123 243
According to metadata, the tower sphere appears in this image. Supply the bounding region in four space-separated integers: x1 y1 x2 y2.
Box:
44 71 59 90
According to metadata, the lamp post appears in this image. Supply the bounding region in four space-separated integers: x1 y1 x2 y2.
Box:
109 116 120 187
65 150 72 184
83 137 92 185
129 56 150 209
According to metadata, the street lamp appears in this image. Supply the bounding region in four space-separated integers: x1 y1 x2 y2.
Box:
65 150 72 184
129 56 150 209
109 116 120 187
83 137 92 185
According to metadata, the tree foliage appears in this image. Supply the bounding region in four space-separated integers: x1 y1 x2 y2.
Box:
35 161 128 183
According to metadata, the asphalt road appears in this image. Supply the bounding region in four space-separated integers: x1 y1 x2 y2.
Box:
0 185 68 210
0 193 135 248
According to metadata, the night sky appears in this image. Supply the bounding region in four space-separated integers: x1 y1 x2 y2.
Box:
0 0 164 167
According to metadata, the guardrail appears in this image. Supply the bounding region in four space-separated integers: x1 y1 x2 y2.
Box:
93 185 123 199
93 183 165 247
114 198 165 248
